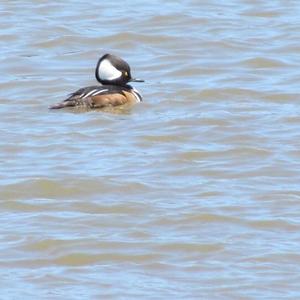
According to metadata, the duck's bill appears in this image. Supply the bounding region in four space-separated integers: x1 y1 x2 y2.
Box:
130 78 144 82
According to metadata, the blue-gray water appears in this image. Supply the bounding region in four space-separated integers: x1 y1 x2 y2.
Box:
1 1 300 299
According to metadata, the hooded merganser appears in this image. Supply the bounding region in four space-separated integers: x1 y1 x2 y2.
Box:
49 53 144 109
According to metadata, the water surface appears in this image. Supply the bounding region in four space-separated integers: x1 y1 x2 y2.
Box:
1 1 300 299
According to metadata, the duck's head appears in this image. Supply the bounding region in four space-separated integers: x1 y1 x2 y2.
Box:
95 53 144 86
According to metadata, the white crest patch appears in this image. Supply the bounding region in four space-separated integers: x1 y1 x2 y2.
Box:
98 59 122 81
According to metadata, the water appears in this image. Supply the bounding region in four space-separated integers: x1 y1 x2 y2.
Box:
1 1 300 299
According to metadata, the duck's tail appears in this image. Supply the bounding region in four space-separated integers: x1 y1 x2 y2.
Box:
49 100 76 109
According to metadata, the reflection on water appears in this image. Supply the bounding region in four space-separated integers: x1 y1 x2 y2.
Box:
1 0 300 299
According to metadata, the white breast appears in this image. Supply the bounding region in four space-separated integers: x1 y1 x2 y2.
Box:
132 88 143 102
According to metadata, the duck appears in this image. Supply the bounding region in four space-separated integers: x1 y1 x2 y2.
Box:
49 53 144 109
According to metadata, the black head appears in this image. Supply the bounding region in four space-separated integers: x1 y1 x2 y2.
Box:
95 53 144 86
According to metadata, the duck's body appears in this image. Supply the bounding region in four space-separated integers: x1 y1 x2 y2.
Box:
50 54 143 110
50 84 142 109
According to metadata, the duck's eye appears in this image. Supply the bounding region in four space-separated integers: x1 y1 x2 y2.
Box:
124 71 128 77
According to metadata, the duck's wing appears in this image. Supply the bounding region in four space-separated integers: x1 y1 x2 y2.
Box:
49 85 129 109
49 86 103 109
